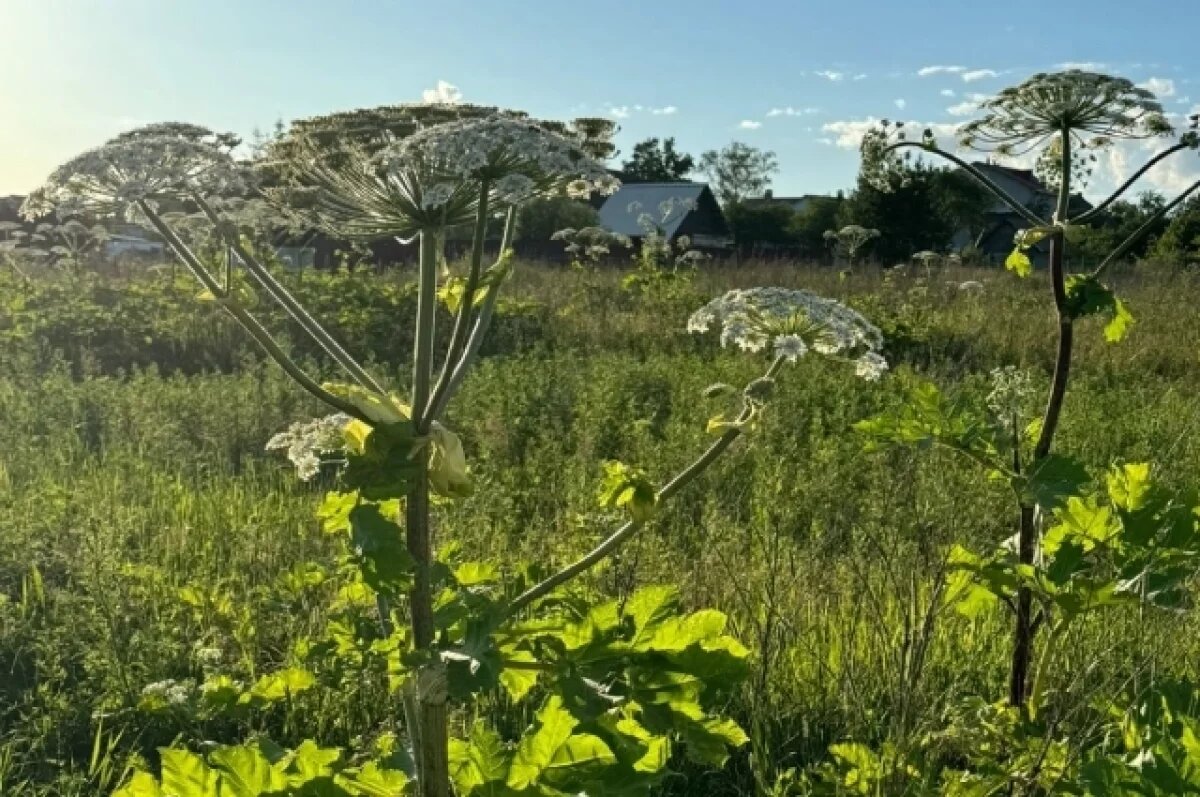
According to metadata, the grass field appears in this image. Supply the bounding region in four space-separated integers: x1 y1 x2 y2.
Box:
4 259 1200 794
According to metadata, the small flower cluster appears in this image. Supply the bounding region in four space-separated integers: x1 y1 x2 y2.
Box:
551 226 633 263
21 123 246 221
987 366 1037 426
688 287 888 380
265 413 351 481
382 116 619 208
141 678 196 706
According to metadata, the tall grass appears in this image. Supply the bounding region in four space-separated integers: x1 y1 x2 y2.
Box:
3 260 1200 793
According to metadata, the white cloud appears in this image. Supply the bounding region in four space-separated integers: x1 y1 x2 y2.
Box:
815 70 845 82
894 99 907 110
962 69 998 82
853 73 868 81
821 117 961 150
651 105 678 115
1056 61 1107 71
918 65 966 77
946 93 992 117
816 137 835 145
421 80 463 104
766 106 820 117
940 89 956 97
1138 77 1176 98
739 119 763 130
608 105 631 119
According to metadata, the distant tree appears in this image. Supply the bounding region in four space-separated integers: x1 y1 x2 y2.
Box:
1149 195 1200 265
788 195 843 253
838 163 983 262
1068 191 1171 266
931 169 993 247
724 202 796 247
621 137 695 182
515 196 600 242
698 142 779 206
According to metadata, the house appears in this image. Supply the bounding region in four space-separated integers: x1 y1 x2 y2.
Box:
596 182 733 248
953 162 1092 266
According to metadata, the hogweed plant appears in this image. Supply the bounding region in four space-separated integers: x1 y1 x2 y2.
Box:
821 68 1200 793
823 224 881 268
27 117 888 797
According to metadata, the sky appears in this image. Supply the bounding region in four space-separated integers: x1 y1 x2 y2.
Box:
2 0 1199 201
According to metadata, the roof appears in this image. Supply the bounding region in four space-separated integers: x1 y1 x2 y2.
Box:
597 182 712 238
968 162 1092 215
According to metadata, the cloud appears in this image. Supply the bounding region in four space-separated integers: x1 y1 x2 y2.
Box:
821 117 961 150
739 120 763 130
946 93 992 117
651 105 678 115
1138 77 1177 98
962 69 998 82
608 106 631 119
816 137 835 146
940 89 956 97
853 73 868 81
1056 61 1107 71
918 65 966 77
815 70 845 82
894 99 907 110
766 106 820 117
421 80 462 104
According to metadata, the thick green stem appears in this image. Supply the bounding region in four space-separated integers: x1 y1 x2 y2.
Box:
137 202 366 421
1011 133 1073 709
502 356 786 619
192 194 385 395
412 231 439 431
406 229 449 797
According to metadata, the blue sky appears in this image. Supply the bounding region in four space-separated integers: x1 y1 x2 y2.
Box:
3 0 1198 199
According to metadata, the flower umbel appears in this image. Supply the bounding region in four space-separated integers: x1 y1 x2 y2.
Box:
266 413 352 481
689 287 887 379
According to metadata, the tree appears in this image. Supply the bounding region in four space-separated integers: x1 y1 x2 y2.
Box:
724 201 796 247
620 137 695 182
516 196 600 242
788 195 843 253
1149 194 1200 265
838 163 955 262
697 142 779 206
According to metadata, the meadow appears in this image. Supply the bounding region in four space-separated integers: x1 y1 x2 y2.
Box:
4 258 1200 795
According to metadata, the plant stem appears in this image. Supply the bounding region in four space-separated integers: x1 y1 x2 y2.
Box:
427 208 518 423
503 356 786 619
192 194 386 395
137 201 366 421
1075 142 1193 224
426 182 491 419
886 142 1050 227
412 231 439 431
1092 178 1200 278
407 228 449 797
1011 132 1073 709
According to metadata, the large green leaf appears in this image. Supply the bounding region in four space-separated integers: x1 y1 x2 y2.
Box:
449 724 511 797
159 749 221 797
507 696 616 790
209 745 288 796
247 667 316 703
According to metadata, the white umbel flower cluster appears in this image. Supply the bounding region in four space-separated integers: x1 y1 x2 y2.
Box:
141 678 196 706
265 413 351 481
688 287 888 380
382 116 619 207
21 123 246 221
987 366 1037 425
